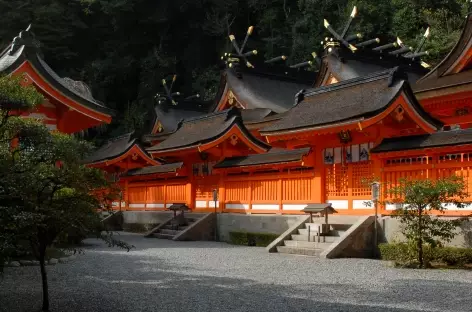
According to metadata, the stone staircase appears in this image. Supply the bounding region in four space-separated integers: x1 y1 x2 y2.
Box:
276 222 352 256
147 217 198 240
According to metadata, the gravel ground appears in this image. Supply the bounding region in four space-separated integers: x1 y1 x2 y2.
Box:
1 232 472 312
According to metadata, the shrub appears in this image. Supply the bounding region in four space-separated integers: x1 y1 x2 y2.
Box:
433 247 472 266
229 231 279 247
379 243 472 267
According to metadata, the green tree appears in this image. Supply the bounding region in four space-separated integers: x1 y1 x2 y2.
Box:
388 177 469 268
0 75 130 311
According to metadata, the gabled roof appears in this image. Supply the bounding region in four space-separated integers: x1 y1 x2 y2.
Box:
214 148 311 169
85 133 158 166
124 162 184 176
371 129 472 153
149 105 206 135
147 107 270 154
315 47 427 87
213 64 316 113
261 68 439 135
415 13 472 92
0 26 114 121
240 108 275 124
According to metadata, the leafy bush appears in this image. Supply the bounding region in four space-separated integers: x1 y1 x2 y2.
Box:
379 243 472 267
433 247 472 266
229 231 279 247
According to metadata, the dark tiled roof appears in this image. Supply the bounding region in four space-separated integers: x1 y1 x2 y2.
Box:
413 70 472 93
371 129 472 153
150 105 206 135
0 27 114 116
261 68 417 134
316 49 426 87
142 132 172 144
85 133 151 164
240 108 274 124
214 148 311 168
147 107 270 152
124 162 184 176
221 66 314 113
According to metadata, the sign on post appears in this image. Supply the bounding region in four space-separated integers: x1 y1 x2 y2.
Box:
372 182 380 202
212 189 218 202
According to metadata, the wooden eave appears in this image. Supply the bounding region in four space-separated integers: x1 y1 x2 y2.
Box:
88 144 160 168
15 61 112 128
122 168 188 182
148 123 269 157
372 143 472 159
263 93 438 143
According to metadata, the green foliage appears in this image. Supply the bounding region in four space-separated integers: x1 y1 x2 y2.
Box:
387 176 470 268
0 75 44 110
229 231 278 247
0 75 131 310
379 243 472 268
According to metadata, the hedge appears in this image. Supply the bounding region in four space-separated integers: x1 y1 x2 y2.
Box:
379 243 472 267
229 231 279 247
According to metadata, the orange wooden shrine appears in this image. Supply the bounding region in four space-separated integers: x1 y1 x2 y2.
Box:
86 14 472 216
9 16 472 216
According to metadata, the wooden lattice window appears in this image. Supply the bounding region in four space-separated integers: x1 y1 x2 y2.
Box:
385 156 431 167
325 165 348 197
352 162 373 197
438 153 472 164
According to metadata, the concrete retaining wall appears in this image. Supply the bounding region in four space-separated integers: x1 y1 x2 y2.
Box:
381 216 472 248
216 214 304 242
174 213 216 241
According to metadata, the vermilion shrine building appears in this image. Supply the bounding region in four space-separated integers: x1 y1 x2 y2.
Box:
6 15 472 218
0 26 114 133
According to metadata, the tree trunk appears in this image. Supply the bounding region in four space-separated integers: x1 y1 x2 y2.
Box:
418 208 423 268
39 246 49 311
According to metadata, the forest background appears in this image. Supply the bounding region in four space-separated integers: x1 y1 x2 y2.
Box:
0 0 469 142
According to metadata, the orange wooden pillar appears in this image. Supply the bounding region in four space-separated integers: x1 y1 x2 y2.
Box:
186 175 195 209
218 174 226 213
313 145 325 203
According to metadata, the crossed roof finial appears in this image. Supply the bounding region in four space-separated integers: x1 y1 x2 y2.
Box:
155 75 200 106
223 26 257 68
323 6 358 52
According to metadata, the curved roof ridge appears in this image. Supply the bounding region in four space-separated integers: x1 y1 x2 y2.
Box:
418 13 472 81
304 67 398 98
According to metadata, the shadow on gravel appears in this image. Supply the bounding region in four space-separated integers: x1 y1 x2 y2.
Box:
1 234 471 312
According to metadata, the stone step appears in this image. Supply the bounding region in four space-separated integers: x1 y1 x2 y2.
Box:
290 234 338 242
159 229 180 235
276 246 322 257
305 223 352 231
283 240 333 249
297 229 346 238
298 228 321 236
162 225 188 231
154 233 175 239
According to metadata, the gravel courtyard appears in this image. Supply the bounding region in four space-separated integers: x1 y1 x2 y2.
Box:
1 233 471 312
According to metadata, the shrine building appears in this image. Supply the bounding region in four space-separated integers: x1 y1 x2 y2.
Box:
86 12 472 219
0 25 114 133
